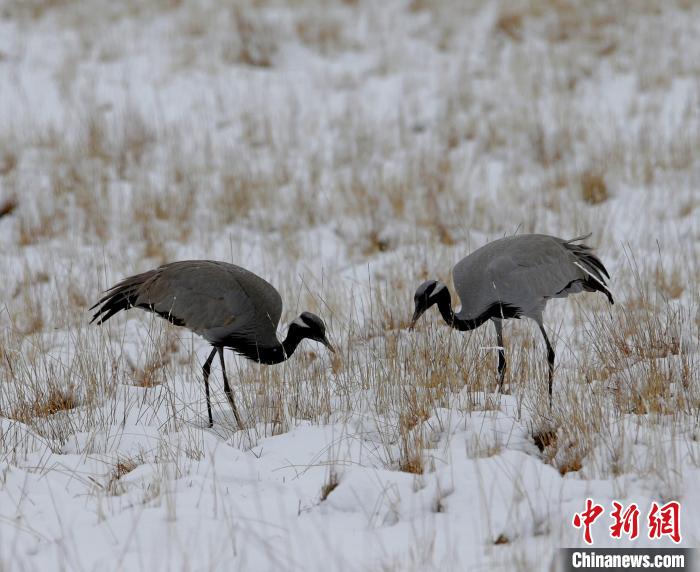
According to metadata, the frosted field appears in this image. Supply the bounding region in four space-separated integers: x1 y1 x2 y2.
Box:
0 1 698 570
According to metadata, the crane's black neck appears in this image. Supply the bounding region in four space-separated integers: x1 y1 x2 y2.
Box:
224 323 308 365
278 326 307 363
435 289 521 331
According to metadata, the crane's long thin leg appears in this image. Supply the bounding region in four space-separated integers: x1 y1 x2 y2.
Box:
537 324 555 405
218 347 244 430
493 319 506 393
202 347 217 427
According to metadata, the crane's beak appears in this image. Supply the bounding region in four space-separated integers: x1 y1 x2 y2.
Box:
321 336 335 353
408 308 423 331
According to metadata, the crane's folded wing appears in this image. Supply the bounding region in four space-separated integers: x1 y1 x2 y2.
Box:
131 261 282 346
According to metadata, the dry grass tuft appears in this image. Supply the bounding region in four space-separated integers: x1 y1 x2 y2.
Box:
0 0 72 20
607 307 680 363
495 10 524 42
363 229 392 256
398 417 427 475
11 386 78 423
296 12 354 55
106 456 141 496
556 449 584 476
130 332 179 387
0 197 18 218
230 7 277 68
319 468 339 501
655 267 684 299
0 151 18 176
398 449 425 475
532 427 557 453
580 171 610 204
432 485 453 513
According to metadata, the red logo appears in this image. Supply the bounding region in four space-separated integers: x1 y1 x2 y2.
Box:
572 498 605 545
648 501 682 543
609 502 640 540
572 499 682 545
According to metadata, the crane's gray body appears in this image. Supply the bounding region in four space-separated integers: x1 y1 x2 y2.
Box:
92 260 332 428
94 260 283 350
412 233 612 401
453 234 611 323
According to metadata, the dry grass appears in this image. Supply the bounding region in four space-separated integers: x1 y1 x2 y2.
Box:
295 10 356 55
129 332 179 388
228 6 277 68
9 386 78 424
0 197 17 218
0 0 73 21
495 9 524 42
105 456 141 496
580 171 610 204
319 467 339 501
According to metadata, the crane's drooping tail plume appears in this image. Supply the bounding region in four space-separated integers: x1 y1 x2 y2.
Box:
90 269 188 327
562 235 614 305
90 272 147 324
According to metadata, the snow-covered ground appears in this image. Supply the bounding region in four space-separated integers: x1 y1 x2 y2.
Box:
0 1 698 570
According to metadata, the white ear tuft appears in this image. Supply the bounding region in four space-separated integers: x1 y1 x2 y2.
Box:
291 316 308 328
432 283 447 295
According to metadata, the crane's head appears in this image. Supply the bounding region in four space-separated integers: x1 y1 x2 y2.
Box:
290 311 334 352
410 280 448 330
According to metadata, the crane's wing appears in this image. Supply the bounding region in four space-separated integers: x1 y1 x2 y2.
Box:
453 235 612 320
90 260 283 346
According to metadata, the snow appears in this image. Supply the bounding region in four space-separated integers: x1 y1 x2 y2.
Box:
0 1 699 570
